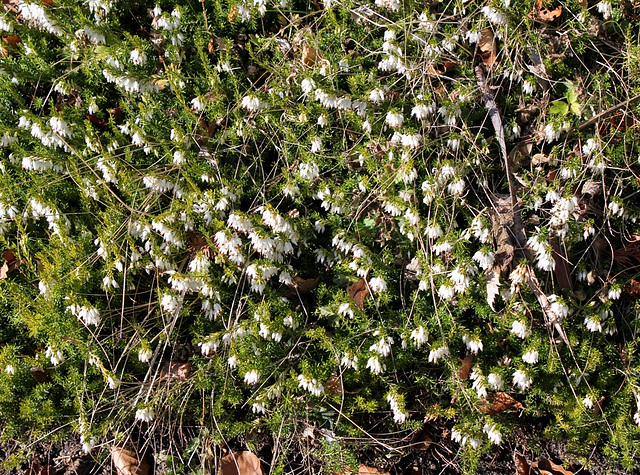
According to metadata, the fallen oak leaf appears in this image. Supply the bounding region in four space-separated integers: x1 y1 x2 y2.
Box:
111 446 150 475
218 451 265 475
348 278 370 309
457 354 474 380
533 459 574 475
0 249 20 280
284 276 320 297
479 391 523 415
477 28 497 67
515 453 532 475
409 427 433 450
159 361 191 380
626 279 640 297
528 5 562 22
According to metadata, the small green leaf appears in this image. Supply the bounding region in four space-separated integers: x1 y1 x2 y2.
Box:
549 101 569 116
566 87 579 104
570 102 582 117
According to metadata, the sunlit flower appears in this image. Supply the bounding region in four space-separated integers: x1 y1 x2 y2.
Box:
135 407 155 422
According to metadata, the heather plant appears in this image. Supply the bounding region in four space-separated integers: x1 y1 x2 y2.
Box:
1 0 640 472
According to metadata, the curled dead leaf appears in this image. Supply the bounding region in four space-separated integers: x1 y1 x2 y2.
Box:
218 451 264 475
626 279 640 297
0 249 20 280
302 44 319 67
111 446 150 475
30 367 51 384
427 60 457 76
160 361 191 380
284 276 320 297
515 453 532 475
348 278 370 309
533 459 575 475
228 5 237 22
457 354 474 380
529 5 562 22
479 392 523 415
331 465 390 475
1 35 21 57
409 427 432 451
324 372 342 396
477 28 497 66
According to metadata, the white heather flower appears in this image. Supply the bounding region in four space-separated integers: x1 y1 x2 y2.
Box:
487 373 504 390
410 326 427 348
106 374 120 389
425 222 443 240
584 314 602 333
45 346 64 366
366 356 385 374
369 88 385 104
386 393 408 424
369 277 387 293
473 249 495 270
608 200 624 218
447 178 466 196
548 294 569 320
310 136 322 153
401 134 421 148
522 349 539 364
597 1 612 19
298 161 319 181
512 369 532 390
135 407 155 422
5 364 15 375
428 345 450 363
582 138 599 157
411 102 436 120
138 347 153 363
481 6 507 24
244 370 260 385
385 112 404 128
130 49 147 65
340 353 358 370
241 95 266 112
161 294 180 314
451 428 480 449
438 283 455 300
511 320 530 339
297 374 325 396
300 78 315 95
608 285 622 300
583 395 594 409
462 335 483 354
338 303 354 319
483 424 502 445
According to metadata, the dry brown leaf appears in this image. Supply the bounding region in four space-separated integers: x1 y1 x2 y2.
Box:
529 5 562 22
533 459 574 475
218 451 264 475
551 239 572 290
30 367 51 383
486 267 500 311
409 428 432 451
284 276 320 297
457 354 474 380
302 44 318 67
479 392 523 415
111 446 150 475
348 278 370 309
0 249 20 280
324 372 342 396
427 60 457 76
86 114 109 130
626 279 640 297
1 35 21 57
477 28 497 66
515 453 532 475
160 361 192 380
580 180 601 196
357 465 390 475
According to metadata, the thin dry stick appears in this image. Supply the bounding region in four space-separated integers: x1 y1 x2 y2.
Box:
475 65 569 345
